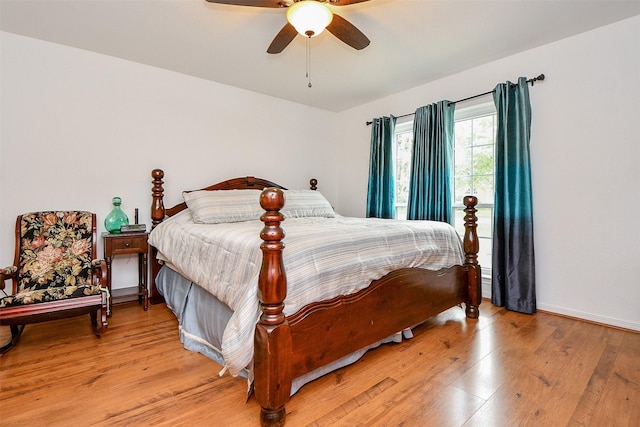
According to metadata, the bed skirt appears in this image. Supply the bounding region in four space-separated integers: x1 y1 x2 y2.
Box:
156 265 416 395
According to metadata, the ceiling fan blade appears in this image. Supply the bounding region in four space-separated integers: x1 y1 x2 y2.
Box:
326 13 370 50
267 22 298 54
204 0 285 7
329 0 370 5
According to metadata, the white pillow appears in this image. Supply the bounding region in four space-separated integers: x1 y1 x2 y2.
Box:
280 190 335 218
183 188 335 224
183 189 263 224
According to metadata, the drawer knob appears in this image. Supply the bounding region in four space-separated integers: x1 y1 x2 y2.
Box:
125 243 130 247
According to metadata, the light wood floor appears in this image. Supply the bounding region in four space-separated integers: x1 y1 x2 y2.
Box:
1 301 638 426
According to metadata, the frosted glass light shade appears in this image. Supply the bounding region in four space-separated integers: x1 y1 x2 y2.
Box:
286 1 333 37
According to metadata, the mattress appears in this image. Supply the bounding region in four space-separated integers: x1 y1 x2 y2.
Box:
149 209 464 376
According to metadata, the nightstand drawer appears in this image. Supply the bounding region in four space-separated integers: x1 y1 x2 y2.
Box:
107 235 148 255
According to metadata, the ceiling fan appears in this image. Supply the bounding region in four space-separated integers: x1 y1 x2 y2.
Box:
205 0 371 54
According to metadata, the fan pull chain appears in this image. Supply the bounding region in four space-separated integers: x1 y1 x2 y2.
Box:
306 35 312 88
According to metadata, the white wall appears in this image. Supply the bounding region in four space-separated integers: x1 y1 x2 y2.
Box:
334 16 640 330
2 15 639 331
0 32 338 292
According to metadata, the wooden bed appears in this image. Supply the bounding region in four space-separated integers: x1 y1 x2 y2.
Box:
149 168 481 426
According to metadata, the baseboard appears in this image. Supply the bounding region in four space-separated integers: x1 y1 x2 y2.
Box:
536 303 640 332
481 275 491 299
478 279 638 332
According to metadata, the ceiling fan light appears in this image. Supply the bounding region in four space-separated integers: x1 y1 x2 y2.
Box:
287 1 333 38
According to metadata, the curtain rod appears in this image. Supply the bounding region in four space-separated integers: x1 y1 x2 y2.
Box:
366 73 545 126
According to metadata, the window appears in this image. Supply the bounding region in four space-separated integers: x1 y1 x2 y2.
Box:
393 102 496 278
452 103 496 275
393 120 414 220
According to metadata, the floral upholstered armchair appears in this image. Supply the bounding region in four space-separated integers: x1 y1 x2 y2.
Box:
0 211 108 354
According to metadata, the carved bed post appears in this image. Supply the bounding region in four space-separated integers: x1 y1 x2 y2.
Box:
255 188 292 427
151 169 165 229
150 169 165 304
463 195 482 319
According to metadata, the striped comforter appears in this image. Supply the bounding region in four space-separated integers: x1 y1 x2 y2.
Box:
149 209 464 376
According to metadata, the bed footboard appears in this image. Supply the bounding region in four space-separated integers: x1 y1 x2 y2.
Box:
254 188 480 427
286 266 468 379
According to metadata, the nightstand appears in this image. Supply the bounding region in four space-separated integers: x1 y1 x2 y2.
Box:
102 231 149 315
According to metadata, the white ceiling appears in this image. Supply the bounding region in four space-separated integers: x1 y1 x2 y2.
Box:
2 0 640 112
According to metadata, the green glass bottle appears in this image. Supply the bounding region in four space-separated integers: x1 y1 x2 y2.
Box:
104 196 129 234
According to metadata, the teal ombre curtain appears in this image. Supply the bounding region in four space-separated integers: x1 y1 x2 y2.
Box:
366 116 396 218
406 101 455 223
492 77 536 314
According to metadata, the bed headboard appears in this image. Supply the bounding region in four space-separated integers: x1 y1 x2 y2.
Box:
151 169 298 229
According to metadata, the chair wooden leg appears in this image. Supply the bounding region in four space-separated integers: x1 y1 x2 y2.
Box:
90 311 100 337
91 308 108 337
0 324 25 355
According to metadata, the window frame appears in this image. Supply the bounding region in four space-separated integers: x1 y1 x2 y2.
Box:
453 102 496 284
392 118 414 219
452 101 497 211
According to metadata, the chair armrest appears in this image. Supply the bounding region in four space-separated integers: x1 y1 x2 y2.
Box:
91 259 108 288
0 266 18 290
